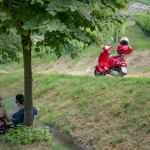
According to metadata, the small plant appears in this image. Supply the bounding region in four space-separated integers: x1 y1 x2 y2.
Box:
145 127 150 133
122 99 133 108
0 125 52 146
113 109 122 117
137 121 148 129
134 56 141 61
64 125 76 133
110 134 126 146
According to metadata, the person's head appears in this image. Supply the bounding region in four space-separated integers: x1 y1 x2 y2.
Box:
16 94 24 106
120 37 129 45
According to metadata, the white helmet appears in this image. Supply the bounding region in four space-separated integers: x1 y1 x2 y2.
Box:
120 37 129 45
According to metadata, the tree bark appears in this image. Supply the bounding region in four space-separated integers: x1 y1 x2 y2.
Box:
21 30 33 126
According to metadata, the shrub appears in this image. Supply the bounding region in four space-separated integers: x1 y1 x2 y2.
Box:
147 9 150 15
0 125 52 146
135 13 150 32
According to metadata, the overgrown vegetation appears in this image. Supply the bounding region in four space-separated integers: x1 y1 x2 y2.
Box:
0 123 67 150
0 125 52 145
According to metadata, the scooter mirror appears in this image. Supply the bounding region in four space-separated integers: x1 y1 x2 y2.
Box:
111 38 114 41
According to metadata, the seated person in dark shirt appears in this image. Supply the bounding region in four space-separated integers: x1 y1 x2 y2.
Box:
11 94 40 125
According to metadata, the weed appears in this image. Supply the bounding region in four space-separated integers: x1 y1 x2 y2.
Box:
113 109 123 117
145 127 150 133
134 56 141 61
54 123 61 129
110 134 126 146
122 99 133 108
137 121 148 129
64 125 76 133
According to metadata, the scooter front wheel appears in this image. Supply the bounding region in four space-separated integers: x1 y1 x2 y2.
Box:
94 69 106 77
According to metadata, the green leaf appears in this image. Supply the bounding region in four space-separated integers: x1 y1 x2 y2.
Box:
22 30 28 36
54 7 63 12
36 0 44 5
22 16 38 30
36 41 44 47
24 45 30 50
48 11 56 16
35 48 40 52
70 5 76 12
47 24 57 31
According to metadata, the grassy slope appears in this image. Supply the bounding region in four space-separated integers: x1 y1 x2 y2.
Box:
125 24 150 51
1 73 150 149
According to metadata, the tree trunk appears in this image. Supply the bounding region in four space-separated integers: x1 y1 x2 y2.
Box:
21 30 33 126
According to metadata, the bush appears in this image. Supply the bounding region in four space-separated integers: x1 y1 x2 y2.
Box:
147 9 150 15
135 13 150 32
0 125 52 146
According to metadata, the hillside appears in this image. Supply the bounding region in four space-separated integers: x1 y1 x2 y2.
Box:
34 48 150 77
1 24 150 78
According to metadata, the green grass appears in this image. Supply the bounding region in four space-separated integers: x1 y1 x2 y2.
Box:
125 24 150 51
1 73 150 149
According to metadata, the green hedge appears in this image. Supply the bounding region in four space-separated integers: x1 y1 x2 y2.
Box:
135 13 150 33
147 9 150 15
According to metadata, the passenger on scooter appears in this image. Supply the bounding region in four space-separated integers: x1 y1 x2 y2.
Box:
109 37 132 58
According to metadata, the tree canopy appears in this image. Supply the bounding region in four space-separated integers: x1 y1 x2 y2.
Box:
0 0 130 126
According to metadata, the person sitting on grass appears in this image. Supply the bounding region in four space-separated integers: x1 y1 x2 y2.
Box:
0 98 12 134
11 94 40 125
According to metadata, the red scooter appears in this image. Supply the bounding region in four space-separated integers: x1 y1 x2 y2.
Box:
94 45 132 77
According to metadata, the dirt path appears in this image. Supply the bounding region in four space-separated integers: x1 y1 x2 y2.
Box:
35 49 150 77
